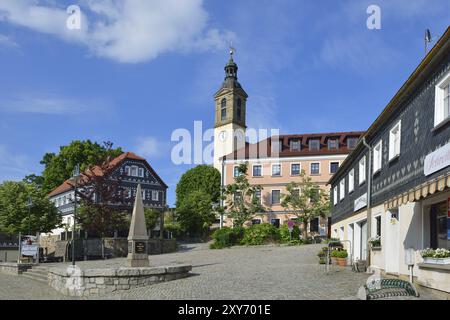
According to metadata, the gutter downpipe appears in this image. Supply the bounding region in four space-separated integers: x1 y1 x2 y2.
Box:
220 158 225 229
362 137 372 270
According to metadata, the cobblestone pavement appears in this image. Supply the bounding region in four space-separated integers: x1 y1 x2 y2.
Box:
0 243 444 300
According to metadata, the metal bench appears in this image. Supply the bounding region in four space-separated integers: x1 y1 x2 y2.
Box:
364 279 419 300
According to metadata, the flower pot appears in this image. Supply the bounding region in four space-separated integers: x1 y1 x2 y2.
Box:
423 257 450 264
331 257 338 265
336 257 347 266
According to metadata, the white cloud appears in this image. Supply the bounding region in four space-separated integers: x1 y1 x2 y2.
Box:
0 0 233 63
0 94 111 115
0 34 19 48
135 136 166 159
0 145 29 182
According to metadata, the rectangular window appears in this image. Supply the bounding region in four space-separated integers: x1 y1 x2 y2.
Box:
253 190 261 204
151 190 159 201
359 157 366 185
252 165 262 177
234 192 242 203
291 163 301 176
329 162 339 174
429 201 450 250
131 166 138 177
309 139 320 151
328 139 338 150
292 188 300 197
348 169 354 193
125 166 130 176
347 138 358 150
310 218 319 233
233 166 240 177
339 179 345 201
434 72 450 127
310 163 320 175
375 216 381 237
270 218 280 228
252 219 262 225
373 140 382 173
389 120 401 161
271 190 281 204
138 168 144 178
272 164 281 176
333 187 338 205
290 139 301 151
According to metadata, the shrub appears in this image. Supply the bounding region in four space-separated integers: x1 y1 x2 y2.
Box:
336 250 348 259
241 223 280 246
330 250 339 258
209 227 244 249
279 224 300 243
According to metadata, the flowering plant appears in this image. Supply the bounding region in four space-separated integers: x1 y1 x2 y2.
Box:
369 236 381 248
420 248 450 258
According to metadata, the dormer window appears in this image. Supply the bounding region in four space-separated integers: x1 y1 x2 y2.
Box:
347 137 358 150
271 139 282 154
290 139 301 152
328 139 338 150
309 139 320 151
130 166 138 177
221 98 227 121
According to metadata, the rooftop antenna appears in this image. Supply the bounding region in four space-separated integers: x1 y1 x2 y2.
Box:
425 29 432 56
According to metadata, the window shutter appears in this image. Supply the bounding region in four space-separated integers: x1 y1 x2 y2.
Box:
435 85 443 126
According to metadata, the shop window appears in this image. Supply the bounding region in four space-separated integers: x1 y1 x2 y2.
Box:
310 218 319 233
429 202 450 250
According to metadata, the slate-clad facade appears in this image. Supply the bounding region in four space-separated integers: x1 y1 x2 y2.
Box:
329 26 450 295
47 152 168 238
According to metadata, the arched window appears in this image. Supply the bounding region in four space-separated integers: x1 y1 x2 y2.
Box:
221 98 227 121
237 98 242 120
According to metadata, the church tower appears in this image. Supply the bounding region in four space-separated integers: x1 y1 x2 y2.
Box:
213 49 248 171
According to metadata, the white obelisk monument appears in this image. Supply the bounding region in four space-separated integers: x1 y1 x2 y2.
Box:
127 184 149 267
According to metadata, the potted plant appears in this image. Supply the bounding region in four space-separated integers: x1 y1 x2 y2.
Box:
330 250 339 265
420 248 450 264
336 250 348 266
369 236 381 250
317 250 326 264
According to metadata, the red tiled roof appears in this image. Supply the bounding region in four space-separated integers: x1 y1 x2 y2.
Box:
222 131 365 161
47 152 163 197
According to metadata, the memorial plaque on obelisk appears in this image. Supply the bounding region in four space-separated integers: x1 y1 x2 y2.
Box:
127 184 149 267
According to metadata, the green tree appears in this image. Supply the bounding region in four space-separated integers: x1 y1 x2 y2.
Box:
0 181 62 234
281 171 330 238
175 165 221 208
223 162 265 227
40 140 122 193
145 208 162 231
176 190 216 237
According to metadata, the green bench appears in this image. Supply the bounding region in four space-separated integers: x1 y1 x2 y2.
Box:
364 279 419 300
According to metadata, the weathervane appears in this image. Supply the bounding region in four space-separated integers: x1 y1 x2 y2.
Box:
229 41 236 59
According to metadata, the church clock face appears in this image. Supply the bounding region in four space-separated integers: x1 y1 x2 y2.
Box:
219 130 228 142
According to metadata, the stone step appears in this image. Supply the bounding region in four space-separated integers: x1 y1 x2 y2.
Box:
27 269 49 276
21 272 48 284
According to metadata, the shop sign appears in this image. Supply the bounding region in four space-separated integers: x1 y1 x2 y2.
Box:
354 193 367 212
424 143 450 176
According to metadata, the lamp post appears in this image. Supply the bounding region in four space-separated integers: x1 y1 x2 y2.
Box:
70 164 81 266
26 197 33 236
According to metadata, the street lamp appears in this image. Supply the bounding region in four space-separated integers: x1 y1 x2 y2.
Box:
26 197 33 236
70 164 81 266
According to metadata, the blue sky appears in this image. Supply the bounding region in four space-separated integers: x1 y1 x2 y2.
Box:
0 0 449 206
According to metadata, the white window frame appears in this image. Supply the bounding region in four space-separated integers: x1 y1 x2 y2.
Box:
271 163 282 177
359 156 366 185
329 161 340 174
339 179 345 201
373 140 382 174
252 164 263 177
253 190 262 204
138 168 144 178
125 166 130 176
290 163 301 176
348 169 354 193
389 120 401 161
271 189 281 204
310 162 320 175
233 165 240 178
333 186 338 205
434 71 450 127
130 165 138 177
151 190 159 201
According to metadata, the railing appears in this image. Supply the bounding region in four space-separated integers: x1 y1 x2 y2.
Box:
325 240 353 273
